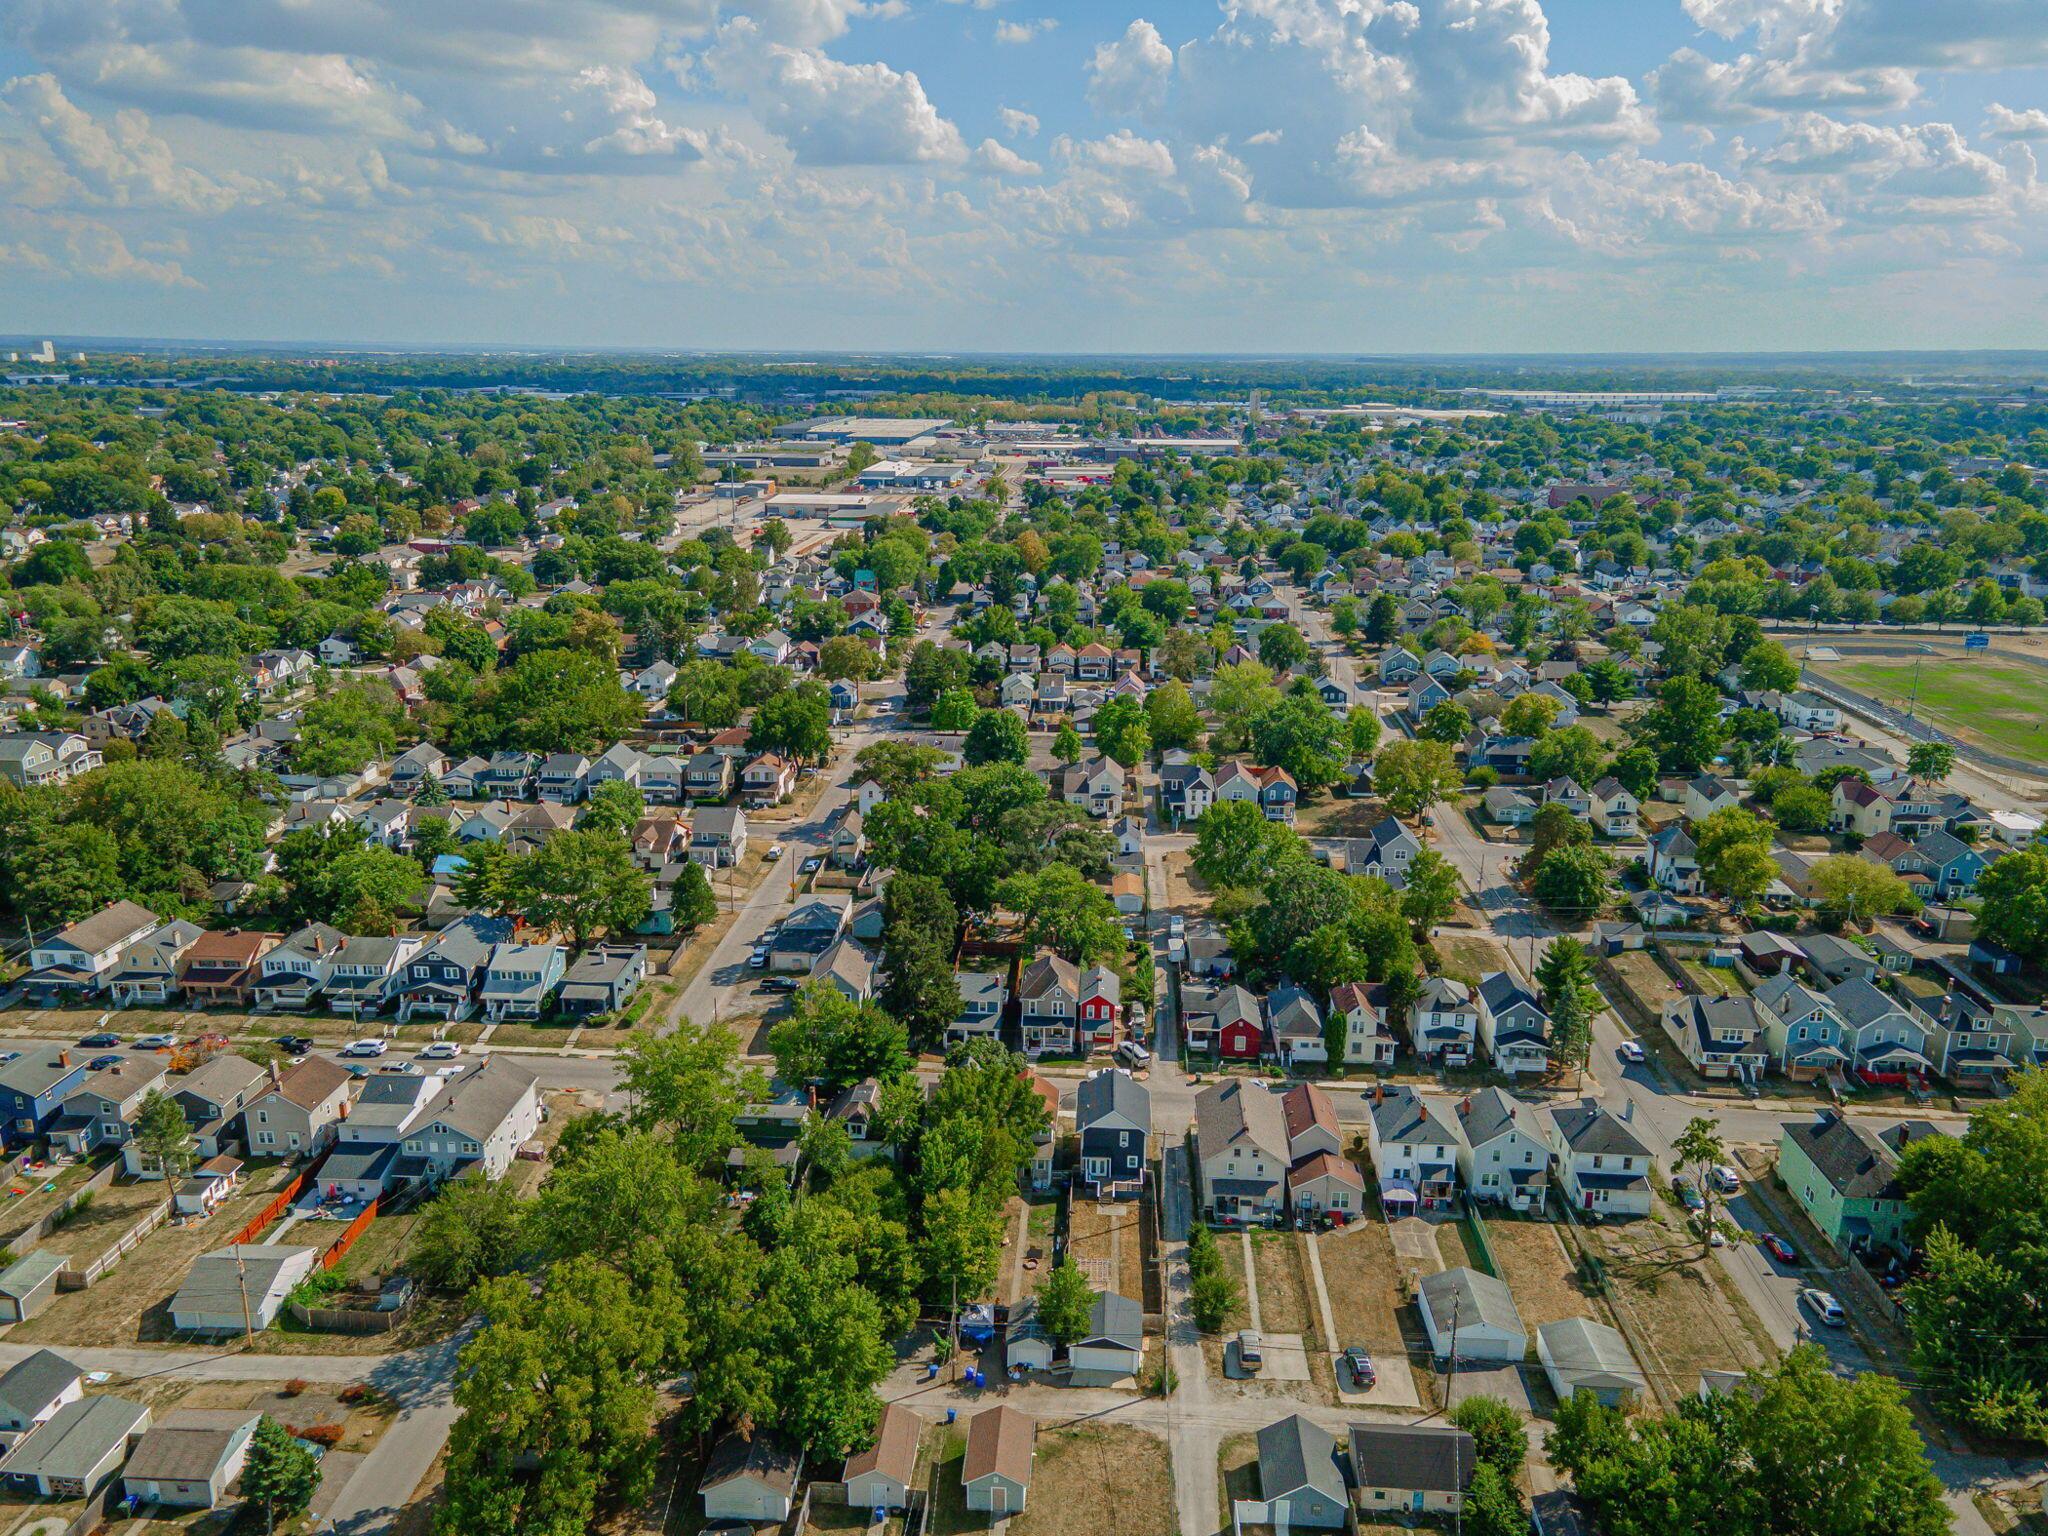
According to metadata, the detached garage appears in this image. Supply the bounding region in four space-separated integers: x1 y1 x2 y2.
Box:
0 1251 67 1324
1538 1318 1647 1407
1418 1268 1527 1363
168 1245 316 1336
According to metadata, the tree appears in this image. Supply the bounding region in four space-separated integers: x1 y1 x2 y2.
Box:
963 707 1029 766
617 1027 761 1171
1037 1256 1095 1348
1528 725 1604 786
1810 854 1913 927
1418 699 1473 744
995 864 1123 964
1771 783 1832 834
244 1416 322 1534
1373 739 1459 818
1500 692 1561 738
1051 720 1083 764
1365 591 1401 644
1257 622 1311 673
1208 660 1283 749
580 778 646 836
133 1089 196 1181
817 635 875 682
1739 640 1800 693
918 1182 1003 1320
671 859 718 931
1463 1463 1524 1536
1251 693 1345 793
1146 681 1203 753
1191 799 1301 887
1531 843 1611 917
1693 807 1775 903
768 984 909 1089
1976 846 2048 961
1449 1394 1527 1484
1673 1115 1729 1256
1399 849 1460 934
507 829 653 941
1907 740 1957 782
1093 695 1152 768
1637 675 1726 774
930 687 980 732
413 1171 527 1291
880 872 962 1048
749 688 833 764
1343 705 1381 760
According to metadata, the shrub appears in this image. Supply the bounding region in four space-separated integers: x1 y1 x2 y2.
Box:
281 1378 309 1399
288 1422 345 1448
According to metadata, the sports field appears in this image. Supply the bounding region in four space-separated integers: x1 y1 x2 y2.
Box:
1817 655 2048 761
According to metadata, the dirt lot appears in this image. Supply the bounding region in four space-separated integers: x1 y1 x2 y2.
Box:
1314 1218 1410 1357
1009 1425 1172 1536
1432 933 1515 988
138 1377 400 1457
1582 1208 1774 1409
1068 1193 1146 1305
1675 957 1746 997
1606 949 1686 1013
1162 849 1215 913
7 1161 294 1346
1248 1231 1316 1339
1295 795 1395 840
1484 1214 1602 1327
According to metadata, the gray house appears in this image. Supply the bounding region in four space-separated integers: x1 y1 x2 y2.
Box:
1254 1414 1348 1530
0 1393 151 1499
0 1350 83 1451
120 1409 260 1509
558 944 647 1017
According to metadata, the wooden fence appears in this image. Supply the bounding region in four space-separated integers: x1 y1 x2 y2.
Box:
57 1197 172 1290
317 1198 380 1271
288 1293 414 1335
228 1149 329 1247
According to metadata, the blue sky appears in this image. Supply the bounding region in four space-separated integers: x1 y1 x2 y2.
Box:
2 0 2047 354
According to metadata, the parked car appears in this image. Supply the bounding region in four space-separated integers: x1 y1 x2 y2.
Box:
378 1062 421 1076
748 948 769 969
1672 1177 1705 1212
1342 1347 1376 1387
765 843 784 862
78 1033 121 1048
342 1038 388 1057
1116 1041 1152 1069
274 1035 314 1055
1761 1233 1797 1264
1709 1164 1741 1195
420 1041 461 1060
1617 1039 1645 1064
87 1054 122 1071
1236 1330 1263 1372
761 976 801 993
133 1033 179 1050
1801 1288 1846 1326
801 856 822 873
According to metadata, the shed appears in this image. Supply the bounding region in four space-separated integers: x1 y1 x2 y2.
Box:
1417 1268 1528 1363
0 1250 69 1323
1004 1295 1052 1371
1538 1317 1647 1407
962 1406 1035 1515
0 1350 84 1452
120 1409 260 1509
698 1430 802 1523
1254 1414 1348 1529
1349 1423 1477 1518
840 1402 919 1514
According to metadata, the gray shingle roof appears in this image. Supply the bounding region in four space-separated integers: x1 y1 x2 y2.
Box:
1258 1414 1345 1505
1419 1266 1525 1339
1346 1423 1476 1495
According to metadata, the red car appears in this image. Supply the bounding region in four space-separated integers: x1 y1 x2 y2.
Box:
1761 1233 1796 1265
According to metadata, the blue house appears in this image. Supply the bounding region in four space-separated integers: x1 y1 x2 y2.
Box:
0 1052 91 1149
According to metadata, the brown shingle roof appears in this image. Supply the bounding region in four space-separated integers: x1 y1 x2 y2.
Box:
842 1402 919 1486
962 1406 1035 1488
264 1056 353 1111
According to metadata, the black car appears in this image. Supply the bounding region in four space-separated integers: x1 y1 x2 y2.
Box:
78 1033 121 1049
87 1054 123 1071
274 1035 315 1055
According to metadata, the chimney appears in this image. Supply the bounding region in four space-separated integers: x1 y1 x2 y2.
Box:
269 1057 282 1088
58 1050 69 1068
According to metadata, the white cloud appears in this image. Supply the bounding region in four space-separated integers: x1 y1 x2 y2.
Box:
994 19 1055 45
1747 112 2028 224
1087 20 1173 116
998 107 1039 139
1987 104 2048 142
1683 0 2048 72
972 138 1041 176
1650 48 1917 124
2 74 253 211
707 21 967 166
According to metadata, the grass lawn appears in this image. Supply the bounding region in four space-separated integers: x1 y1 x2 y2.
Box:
1217 1431 1260 1531
1819 656 2048 760
1312 1215 1434 1404
1010 1425 1172 1536
1483 1213 1603 1328
1675 958 1746 997
0 1153 107 1246
1434 1218 1475 1274
1248 1231 1316 1339
1432 933 1514 988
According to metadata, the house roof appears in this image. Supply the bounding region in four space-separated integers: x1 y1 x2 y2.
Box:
1420 1266 1525 1338
841 1401 919 1486
962 1406 1035 1487
0 1393 149 1483
262 1055 353 1111
428 1058 541 1143
1785 1113 1907 1201
1346 1423 1477 1496
1193 1080 1290 1165
700 1429 802 1494
1083 1289 1144 1350
1076 1068 1148 1134
0 1348 82 1421
173 1054 266 1108
1281 1083 1339 1145
1539 1317 1647 1390
1370 1084 1461 1148
1288 1149 1363 1190
1549 1101 1651 1160
0 1252 69 1304
46 900 157 956
121 1410 259 1484
1457 1086 1542 1148
1258 1414 1345 1505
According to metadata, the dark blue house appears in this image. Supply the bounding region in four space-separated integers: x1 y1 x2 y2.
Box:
0 1051 91 1149
1075 1068 1150 1198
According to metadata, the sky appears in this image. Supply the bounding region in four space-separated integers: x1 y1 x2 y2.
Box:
2 0 2047 355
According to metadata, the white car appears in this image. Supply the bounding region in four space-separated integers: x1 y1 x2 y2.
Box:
1710 1164 1742 1194
134 1033 179 1050
1617 1039 1646 1064
749 949 769 969
343 1038 388 1058
420 1041 462 1060
765 843 785 862
1801 1288 1846 1326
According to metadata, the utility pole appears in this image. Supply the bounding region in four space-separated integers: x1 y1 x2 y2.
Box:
1447 1294 1463 1536
235 1244 254 1342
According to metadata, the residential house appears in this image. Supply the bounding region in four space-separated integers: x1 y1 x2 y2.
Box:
1054 756 1124 818
1663 994 1769 1084
249 924 348 1011
1192 1080 1291 1224
1923 995 2017 1091
22 901 160 1000
0 1393 151 1499
0 1052 90 1149
1418 1268 1527 1362
1538 1318 1647 1407
1455 1088 1550 1213
558 944 647 1018
1327 982 1397 1068
947 970 1008 1047
395 915 515 1022
480 942 567 1022
1547 1100 1653 1218
1266 985 1326 1069
1408 977 1478 1066
769 898 849 972
742 753 797 807
1647 824 1702 894
1158 758 1214 823
1832 778 1895 839
1180 982 1265 1060
1365 1085 1461 1215
1213 760 1298 822
119 1409 260 1510
0 1350 83 1450
1349 1424 1477 1520
689 806 748 867
1824 976 1933 1086
808 938 878 1004
322 934 424 1017
394 1057 544 1186
536 753 590 804
1253 1416 1349 1531
1483 786 1538 826
1017 955 1081 1057
177 930 278 1009
1684 775 1740 821
1752 974 1850 1082
839 1404 919 1516
1542 776 1591 818
241 1057 354 1157
160 1054 267 1164
1588 777 1639 838
103 920 204 1008
0 731 99 790
1778 1111 1939 1257
1280 1082 1342 1167
683 751 734 803
46 1056 169 1157
1475 972 1550 1077
1075 964 1123 1053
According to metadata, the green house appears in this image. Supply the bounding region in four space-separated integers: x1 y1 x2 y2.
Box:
1777 1112 1939 1258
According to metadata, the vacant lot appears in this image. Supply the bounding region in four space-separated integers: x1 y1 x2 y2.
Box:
1295 795 1394 839
1433 933 1515 988
1606 949 1686 1012
1248 1231 1316 1339
1162 850 1215 913
1068 1193 1146 1304
1675 957 1746 997
1484 1214 1602 1328
1010 1425 1171 1536
1314 1219 1409 1358
1583 1210 1773 1409
0 1154 105 1244
1819 655 2048 761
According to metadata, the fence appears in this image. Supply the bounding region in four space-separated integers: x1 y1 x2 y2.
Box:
288 1292 414 1335
228 1149 329 1247
316 1197 380 1271
0 1155 123 1259
57 1197 172 1290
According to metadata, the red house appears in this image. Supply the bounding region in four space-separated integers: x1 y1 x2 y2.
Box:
1078 964 1124 1054
1182 981 1265 1060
